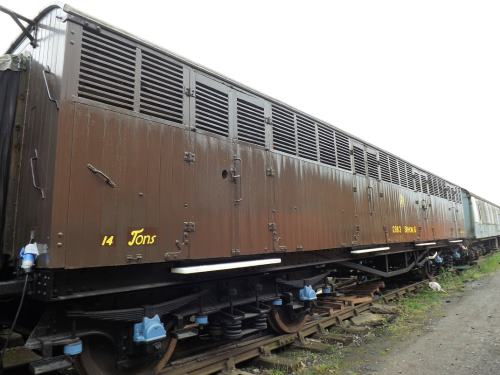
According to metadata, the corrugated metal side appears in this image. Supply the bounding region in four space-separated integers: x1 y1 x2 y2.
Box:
10 8 67 267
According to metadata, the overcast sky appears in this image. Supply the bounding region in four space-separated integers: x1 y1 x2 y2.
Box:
2 0 500 205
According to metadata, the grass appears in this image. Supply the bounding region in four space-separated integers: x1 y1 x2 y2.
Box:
390 251 500 336
260 251 500 375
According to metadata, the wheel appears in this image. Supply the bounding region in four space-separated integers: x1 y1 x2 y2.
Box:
74 335 177 375
268 306 307 334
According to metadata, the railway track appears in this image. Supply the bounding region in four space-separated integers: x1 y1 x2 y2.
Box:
160 279 427 375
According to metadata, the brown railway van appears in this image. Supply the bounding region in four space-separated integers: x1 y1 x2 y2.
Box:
2 4 499 374
2 4 464 271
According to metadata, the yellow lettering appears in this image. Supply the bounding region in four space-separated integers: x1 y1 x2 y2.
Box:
128 228 157 246
391 225 402 234
128 228 145 246
101 235 114 246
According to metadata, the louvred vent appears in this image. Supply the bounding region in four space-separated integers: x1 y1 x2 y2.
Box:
399 161 409 188
367 151 379 179
353 145 366 176
237 99 265 147
380 152 391 183
297 115 317 161
139 51 184 124
336 132 351 171
406 164 414 190
421 174 429 194
195 82 229 137
389 156 399 185
414 173 422 192
78 27 136 110
438 179 446 198
318 124 336 166
429 175 438 196
272 105 296 155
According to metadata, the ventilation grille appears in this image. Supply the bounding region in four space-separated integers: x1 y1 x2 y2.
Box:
414 172 422 192
450 188 457 203
336 132 351 171
139 51 183 124
389 156 399 185
237 99 265 146
272 105 296 155
318 124 336 166
297 115 317 161
399 161 409 188
195 82 229 136
428 175 437 196
380 152 391 183
421 173 429 194
406 164 414 190
444 184 451 200
438 179 445 198
78 28 136 110
353 145 366 175
367 151 379 179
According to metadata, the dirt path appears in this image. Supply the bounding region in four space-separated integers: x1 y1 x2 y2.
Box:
371 272 500 375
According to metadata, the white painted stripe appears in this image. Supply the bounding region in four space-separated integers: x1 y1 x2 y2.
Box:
171 258 282 274
415 242 437 246
350 246 390 254
449 240 463 243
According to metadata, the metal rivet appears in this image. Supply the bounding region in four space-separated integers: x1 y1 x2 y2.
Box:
138 192 144 197
58 232 63 238
57 242 63 247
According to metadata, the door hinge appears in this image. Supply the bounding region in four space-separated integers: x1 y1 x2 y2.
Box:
185 88 196 97
268 222 277 231
265 117 272 125
231 248 240 256
266 168 274 177
184 222 196 232
184 152 196 163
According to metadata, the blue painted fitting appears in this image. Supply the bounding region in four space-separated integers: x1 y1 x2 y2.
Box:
272 298 283 306
64 340 82 356
434 255 443 264
195 315 208 325
452 251 461 260
19 243 39 272
299 285 317 301
133 314 167 343
322 286 332 295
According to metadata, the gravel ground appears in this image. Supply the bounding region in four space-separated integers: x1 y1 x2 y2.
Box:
371 272 500 375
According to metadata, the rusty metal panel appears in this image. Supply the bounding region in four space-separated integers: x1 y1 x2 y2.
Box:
352 175 386 246
188 133 234 259
63 103 190 268
295 161 354 250
232 143 272 255
269 153 302 252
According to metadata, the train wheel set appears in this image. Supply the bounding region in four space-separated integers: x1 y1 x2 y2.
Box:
1 4 500 374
